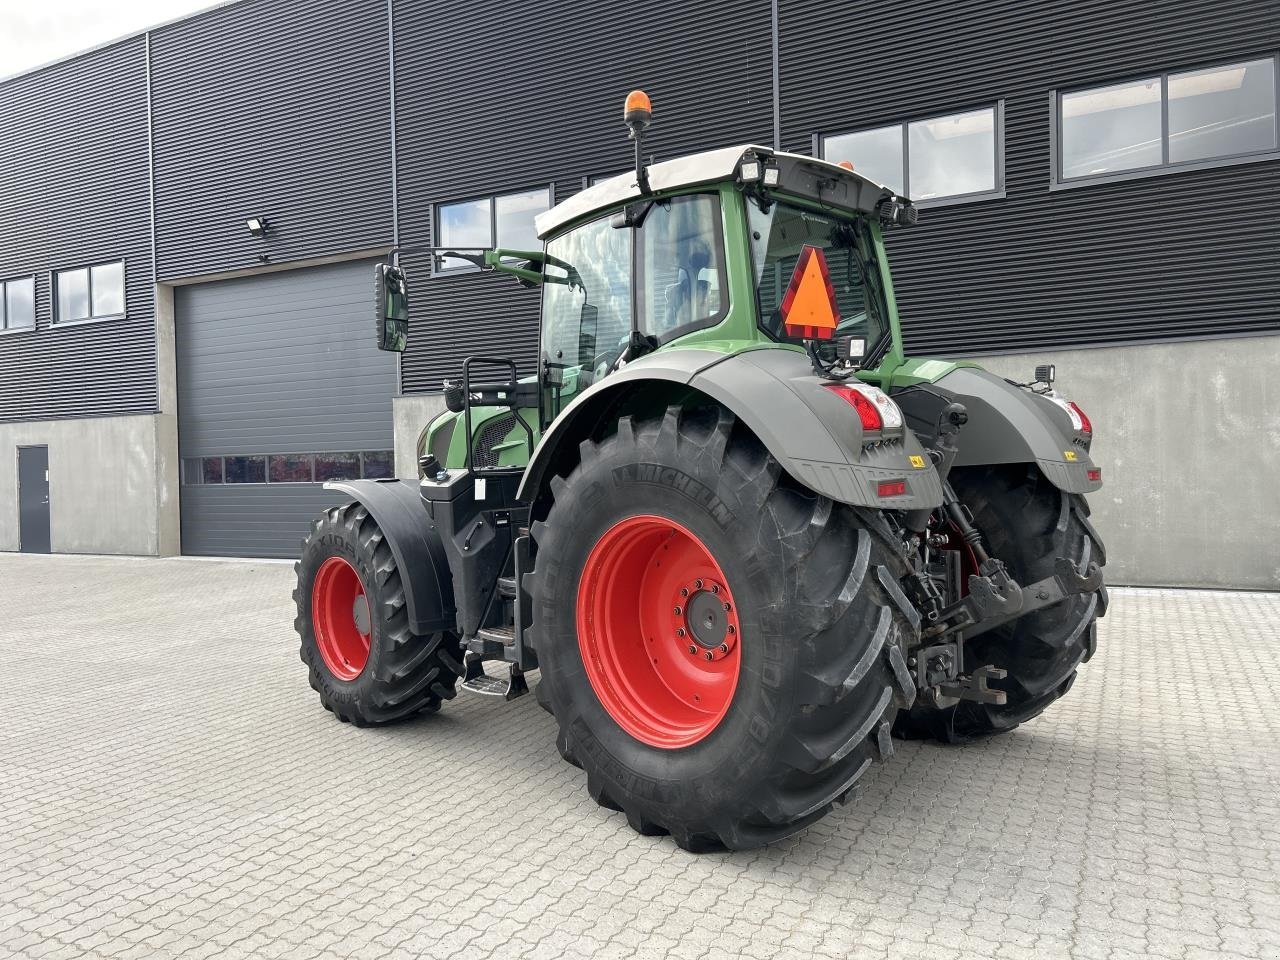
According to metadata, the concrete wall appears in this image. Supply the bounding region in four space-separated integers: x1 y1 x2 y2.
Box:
968 335 1280 590
392 394 448 480
0 414 169 555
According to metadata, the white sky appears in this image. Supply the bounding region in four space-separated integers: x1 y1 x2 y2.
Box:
1 1 221 79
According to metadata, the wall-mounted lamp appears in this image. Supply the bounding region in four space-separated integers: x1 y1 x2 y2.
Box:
246 216 269 238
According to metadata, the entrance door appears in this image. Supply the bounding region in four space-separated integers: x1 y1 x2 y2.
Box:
18 445 50 554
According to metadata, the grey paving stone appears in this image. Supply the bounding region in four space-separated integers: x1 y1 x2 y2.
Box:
1 554 1278 960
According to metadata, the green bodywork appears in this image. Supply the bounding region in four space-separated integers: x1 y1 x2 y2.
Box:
421 179 972 473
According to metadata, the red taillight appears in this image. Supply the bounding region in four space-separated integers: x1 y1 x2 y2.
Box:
1087 468 1102 482
1067 401 1092 434
824 384 883 431
877 480 906 498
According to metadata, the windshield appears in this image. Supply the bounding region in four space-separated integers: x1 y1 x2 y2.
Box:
747 201 890 352
541 214 633 386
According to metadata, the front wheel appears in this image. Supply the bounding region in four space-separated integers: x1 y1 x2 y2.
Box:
294 502 463 725
529 406 918 851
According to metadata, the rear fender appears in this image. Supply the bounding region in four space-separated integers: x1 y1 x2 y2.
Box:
894 366 1102 494
517 347 944 510
322 479 456 636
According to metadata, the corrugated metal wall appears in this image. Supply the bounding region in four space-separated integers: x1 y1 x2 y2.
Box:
779 0 1280 356
149 0 394 280
0 37 156 423
392 0 776 392
1 0 1277 422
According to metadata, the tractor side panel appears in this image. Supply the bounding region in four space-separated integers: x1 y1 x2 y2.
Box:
895 366 1102 495
321 479 457 636
518 347 943 510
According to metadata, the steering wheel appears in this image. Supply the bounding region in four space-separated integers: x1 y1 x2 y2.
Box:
591 335 630 381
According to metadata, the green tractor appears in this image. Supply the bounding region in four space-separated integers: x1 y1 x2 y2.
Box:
294 92 1106 851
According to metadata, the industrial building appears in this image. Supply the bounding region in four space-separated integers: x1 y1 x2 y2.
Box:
1 0 1276 587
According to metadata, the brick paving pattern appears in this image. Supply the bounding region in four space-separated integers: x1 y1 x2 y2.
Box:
1 553 1278 960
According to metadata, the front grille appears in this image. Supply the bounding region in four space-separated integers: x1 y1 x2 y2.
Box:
473 413 520 469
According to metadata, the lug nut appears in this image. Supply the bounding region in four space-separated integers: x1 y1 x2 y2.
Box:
674 606 682 615
704 652 714 661
688 645 697 654
695 579 704 589
723 602 732 612
711 584 720 594
680 588 689 598
676 627 686 638
719 643 729 653
727 625 736 635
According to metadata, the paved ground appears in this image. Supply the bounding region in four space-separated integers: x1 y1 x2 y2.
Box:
1 555 1278 960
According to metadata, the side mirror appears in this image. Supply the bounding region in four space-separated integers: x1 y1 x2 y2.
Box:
374 263 409 353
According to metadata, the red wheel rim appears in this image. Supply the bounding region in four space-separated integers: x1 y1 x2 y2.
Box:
576 515 741 749
311 556 372 681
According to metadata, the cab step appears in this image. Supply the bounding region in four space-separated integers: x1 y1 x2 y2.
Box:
497 576 518 600
469 624 514 657
459 652 528 700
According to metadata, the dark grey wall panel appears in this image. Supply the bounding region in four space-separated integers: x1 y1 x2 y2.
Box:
394 0 776 393
150 0 393 281
779 0 1280 356
179 484 349 558
0 37 156 422
175 259 395 455
176 258 395 557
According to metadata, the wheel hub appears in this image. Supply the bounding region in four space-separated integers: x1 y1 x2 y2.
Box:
675 580 737 660
311 555 372 681
576 515 742 749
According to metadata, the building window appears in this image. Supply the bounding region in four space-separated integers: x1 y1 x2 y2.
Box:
1 277 35 331
435 187 551 272
183 452 395 485
821 103 1003 205
54 261 125 324
1055 55 1279 185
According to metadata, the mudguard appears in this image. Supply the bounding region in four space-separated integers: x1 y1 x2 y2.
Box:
893 366 1102 495
322 479 456 636
517 347 944 510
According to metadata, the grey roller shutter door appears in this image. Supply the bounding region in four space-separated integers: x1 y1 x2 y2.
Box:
176 259 396 558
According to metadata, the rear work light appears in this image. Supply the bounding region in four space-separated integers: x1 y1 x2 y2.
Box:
1087 468 1102 482
877 480 906 498
824 383 903 432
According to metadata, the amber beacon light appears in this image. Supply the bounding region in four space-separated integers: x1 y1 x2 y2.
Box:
624 90 652 131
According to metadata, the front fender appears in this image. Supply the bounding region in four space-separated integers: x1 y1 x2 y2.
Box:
518 347 944 509
322 479 456 635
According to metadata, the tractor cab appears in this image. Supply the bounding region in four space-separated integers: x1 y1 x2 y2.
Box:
386 144 919 474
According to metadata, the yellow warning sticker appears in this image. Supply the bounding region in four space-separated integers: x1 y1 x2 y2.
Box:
1063 450 1078 461
909 455 926 468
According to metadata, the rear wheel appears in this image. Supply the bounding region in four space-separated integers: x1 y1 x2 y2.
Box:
894 464 1107 743
529 406 919 851
294 502 464 726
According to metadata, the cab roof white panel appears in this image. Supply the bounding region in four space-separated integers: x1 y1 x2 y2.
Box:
534 144 885 239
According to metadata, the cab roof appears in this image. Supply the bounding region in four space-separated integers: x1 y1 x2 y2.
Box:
535 144 900 240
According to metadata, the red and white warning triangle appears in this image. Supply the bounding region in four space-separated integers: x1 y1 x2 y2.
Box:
780 245 841 341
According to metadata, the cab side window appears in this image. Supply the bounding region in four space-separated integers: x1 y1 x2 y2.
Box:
541 215 633 375
637 194 727 342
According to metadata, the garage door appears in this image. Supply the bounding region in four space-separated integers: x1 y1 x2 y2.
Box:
176 259 397 558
